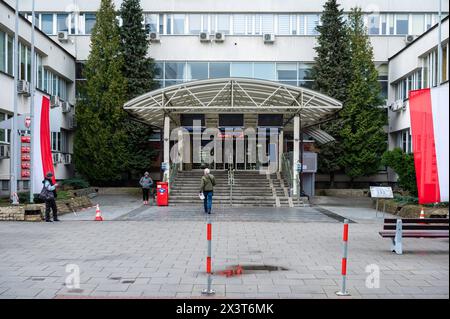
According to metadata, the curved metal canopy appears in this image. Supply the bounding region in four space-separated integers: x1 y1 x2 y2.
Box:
124 78 342 128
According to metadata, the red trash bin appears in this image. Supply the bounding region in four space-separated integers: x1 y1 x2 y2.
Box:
156 182 169 206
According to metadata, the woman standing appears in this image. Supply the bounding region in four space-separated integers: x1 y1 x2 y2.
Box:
41 172 59 222
139 172 153 205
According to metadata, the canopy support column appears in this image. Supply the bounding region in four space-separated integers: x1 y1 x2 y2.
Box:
164 115 170 182
293 115 300 196
278 129 284 172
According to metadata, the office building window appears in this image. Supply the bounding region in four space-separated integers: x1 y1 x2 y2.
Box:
388 14 395 35
368 14 380 35
442 43 448 83
399 129 412 153
173 14 185 34
306 14 320 35
2 180 9 191
166 15 172 34
0 31 5 73
7 34 13 75
51 132 62 152
291 15 298 35
233 14 246 35
246 15 254 35
165 62 185 80
261 14 274 34
41 14 54 34
298 15 305 35
298 63 314 89
254 15 261 35
209 62 230 78
411 14 425 35
254 63 276 81
70 13 77 34
396 14 409 35
189 14 201 34
217 15 230 34
19 43 26 81
278 14 290 35
57 14 69 32
0 112 11 144
231 62 252 78
277 63 297 86
145 14 158 33
186 62 208 81
22 180 29 190
84 13 96 34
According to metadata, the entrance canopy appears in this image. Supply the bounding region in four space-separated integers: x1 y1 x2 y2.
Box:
124 78 342 128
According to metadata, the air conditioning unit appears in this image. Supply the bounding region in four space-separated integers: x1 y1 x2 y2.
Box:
61 101 72 113
50 95 60 108
199 32 211 42
148 32 160 43
57 31 69 42
214 32 225 42
64 154 72 165
68 116 77 129
17 80 31 96
263 33 275 44
405 35 416 44
0 145 10 159
52 152 63 164
389 100 403 112
401 100 407 110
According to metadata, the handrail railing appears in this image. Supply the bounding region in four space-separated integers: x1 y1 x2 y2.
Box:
281 153 293 195
168 161 179 188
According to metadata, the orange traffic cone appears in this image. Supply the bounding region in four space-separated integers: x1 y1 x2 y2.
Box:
94 204 103 221
419 208 425 219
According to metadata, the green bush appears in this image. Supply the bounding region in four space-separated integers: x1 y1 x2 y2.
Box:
60 178 90 190
382 148 417 196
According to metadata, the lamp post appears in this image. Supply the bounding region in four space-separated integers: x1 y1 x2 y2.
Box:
10 0 19 202
437 0 443 85
29 0 36 203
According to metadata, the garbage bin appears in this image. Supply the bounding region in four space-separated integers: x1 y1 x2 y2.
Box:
156 182 169 206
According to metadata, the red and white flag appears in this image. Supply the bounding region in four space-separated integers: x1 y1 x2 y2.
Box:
409 85 449 204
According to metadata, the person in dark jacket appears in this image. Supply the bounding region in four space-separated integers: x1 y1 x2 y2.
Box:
42 172 59 222
199 168 216 214
139 172 153 205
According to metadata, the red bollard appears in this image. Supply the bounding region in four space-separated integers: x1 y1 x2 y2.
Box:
336 219 350 296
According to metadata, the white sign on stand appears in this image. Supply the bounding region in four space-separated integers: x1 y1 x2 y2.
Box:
370 186 394 218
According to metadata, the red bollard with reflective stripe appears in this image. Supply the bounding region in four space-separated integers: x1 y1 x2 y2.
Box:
336 219 350 296
202 218 215 295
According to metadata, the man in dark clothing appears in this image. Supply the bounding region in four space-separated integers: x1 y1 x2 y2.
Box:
200 168 216 214
42 172 59 222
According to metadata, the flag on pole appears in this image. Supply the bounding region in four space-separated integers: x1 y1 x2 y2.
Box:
409 85 449 204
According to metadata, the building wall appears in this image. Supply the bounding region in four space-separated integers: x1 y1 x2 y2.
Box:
0 0 76 196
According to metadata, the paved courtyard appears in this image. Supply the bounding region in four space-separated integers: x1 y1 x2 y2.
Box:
0 194 448 299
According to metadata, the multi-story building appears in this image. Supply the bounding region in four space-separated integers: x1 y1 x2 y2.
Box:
0 0 76 197
387 15 448 182
1 0 448 195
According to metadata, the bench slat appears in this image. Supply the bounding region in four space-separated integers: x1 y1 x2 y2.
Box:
383 218 449 224
379 231 449 238
383 225 449 231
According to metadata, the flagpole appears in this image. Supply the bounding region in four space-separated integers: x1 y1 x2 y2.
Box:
29 0 36 203
10 0 19 202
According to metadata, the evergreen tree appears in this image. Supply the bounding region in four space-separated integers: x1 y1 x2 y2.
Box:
120 0 157 178
311 0 352 187
339 8 387 184
74 0 128 185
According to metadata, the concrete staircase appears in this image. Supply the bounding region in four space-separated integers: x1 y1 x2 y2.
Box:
169 170 308 207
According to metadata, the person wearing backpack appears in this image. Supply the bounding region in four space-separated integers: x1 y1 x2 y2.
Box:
40 172 59 222
139 171 153 205
199 168 216 214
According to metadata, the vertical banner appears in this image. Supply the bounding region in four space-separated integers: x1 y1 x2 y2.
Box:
31 93 55 194
409 87 448 204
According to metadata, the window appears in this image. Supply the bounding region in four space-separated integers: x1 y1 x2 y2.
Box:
166 15 172 34
231 63 252 78
277 63 297 85
19 43 26 81
422 55 429 88
261 14 274 34
306 14 320 35
396 14 409 35
173 14 185 34
298 15 305 35
51 132 61 152
411 15 424 35
0 31 5 73
57 14 69 32
217 15 230 34
254 15 261 35
377 64 388 100
2 180 9 191
22 180 29 190
41 14 54 34
84 13 96 34
368 14 380 35
209 62 230 78
7 34 13 75
290 15 298 35
37 54 43 89
399 129 412 153
425 14 434 30
189 14 201 34
442 43 448 83
165 62 185 80
70 13 76 34
278 14 290 35
145 14 158 33
233 14 246 35
298 63 314 89
388 14 395 35
253 63 276 80
381 14 387 34
246 15 254 35
186 62 208 81
0 112 11 144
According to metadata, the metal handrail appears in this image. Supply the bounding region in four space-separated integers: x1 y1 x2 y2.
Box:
281 153 293 195
168 161 179 187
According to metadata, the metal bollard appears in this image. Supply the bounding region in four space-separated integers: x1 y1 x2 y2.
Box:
202 217 215 295
336 218 350 296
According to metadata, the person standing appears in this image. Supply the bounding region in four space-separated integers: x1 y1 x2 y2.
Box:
139 172 153 205
41 172 59 222
200 168 216 214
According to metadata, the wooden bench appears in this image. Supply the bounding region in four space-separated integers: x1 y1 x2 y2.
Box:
379 218 449 254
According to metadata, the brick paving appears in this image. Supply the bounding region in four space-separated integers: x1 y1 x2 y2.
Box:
0 195 448 299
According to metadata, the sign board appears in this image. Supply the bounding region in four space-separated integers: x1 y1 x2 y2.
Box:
161 162 169 171
370 186 394 198
296 163 307 172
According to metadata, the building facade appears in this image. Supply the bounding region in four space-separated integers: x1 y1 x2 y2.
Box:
0 0 76 196
1 0 448 194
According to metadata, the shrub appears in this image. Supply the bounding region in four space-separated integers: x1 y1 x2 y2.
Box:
382 148 417 196
60 178 90 190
